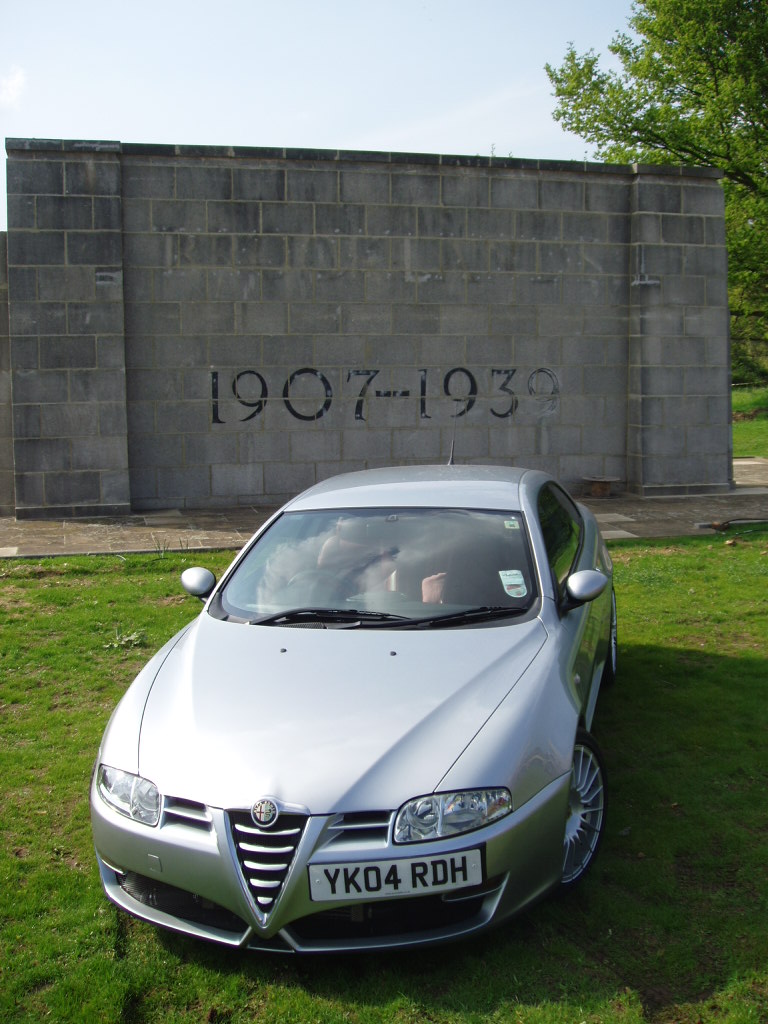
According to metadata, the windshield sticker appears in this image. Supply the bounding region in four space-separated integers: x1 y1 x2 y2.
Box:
504 519 520 530
499 570 527 598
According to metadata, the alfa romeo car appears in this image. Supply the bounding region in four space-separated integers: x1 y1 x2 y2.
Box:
91 464 617 952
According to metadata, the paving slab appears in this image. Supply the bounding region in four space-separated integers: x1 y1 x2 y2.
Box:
0 461 766 558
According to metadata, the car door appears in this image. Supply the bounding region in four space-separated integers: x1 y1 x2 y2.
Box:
536 482 605 725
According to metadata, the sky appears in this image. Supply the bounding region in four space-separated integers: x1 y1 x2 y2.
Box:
1 0 635 231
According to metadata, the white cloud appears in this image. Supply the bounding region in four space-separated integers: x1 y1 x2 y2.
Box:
1 66 27 108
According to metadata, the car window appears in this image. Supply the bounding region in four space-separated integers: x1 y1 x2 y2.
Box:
217 507 538 622
537 484 582 600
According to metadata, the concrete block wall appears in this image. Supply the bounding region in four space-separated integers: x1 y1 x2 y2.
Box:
5 140 130 517
0 232 12 514
4 139 731 516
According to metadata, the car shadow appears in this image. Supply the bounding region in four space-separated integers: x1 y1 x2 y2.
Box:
156 641 768 1021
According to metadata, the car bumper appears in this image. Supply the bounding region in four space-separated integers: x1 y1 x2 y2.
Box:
91 771 570 953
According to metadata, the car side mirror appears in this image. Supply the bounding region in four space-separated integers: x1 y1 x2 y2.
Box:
564 569 608 610
181 567 217 600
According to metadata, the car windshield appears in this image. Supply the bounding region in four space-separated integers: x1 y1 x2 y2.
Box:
215 507 537 625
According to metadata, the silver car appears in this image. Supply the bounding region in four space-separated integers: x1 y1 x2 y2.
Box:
91 465 617 952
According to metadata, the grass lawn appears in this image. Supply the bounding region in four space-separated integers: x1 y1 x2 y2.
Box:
1 537 767 1024
732 386 768 457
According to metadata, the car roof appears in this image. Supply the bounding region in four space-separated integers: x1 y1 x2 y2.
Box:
285 464 548 512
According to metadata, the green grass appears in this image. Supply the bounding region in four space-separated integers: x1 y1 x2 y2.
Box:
1 539 767 1023
732 385 768 457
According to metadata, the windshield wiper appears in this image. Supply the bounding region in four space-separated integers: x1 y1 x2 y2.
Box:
392 605 529 629
250 607 409 627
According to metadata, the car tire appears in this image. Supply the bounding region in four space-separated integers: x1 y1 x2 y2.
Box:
600 589 618 687
561 729 607 887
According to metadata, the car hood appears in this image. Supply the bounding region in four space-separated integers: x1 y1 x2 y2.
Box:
137 612 547 813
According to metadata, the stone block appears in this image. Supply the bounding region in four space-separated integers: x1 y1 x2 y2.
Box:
180 301 234 335
490 241 536 272
340 171 389 204
234 168 285 201
390 238 440 269
634 181 682 214
491 176 538 210
207 269 261 302
9 232 65 266
515 275 561 305
342 237 391 269
12 368 69 404
316 204 365 236
128 434 183 466
682 184 724 216
207 201 261 234
367 205 416 237
122 162 176 199
442 240 488 271
40 337 97 369
70 436 129 470
7 158 64 196
181 234 235 266
70 369 127 403
288 237 338 269
468 209 515 239
418 207 466 239
416 272 466 304
122 199 152 232
540 178 584 211
517 211 561 241
11 302 67 336
364 271 415 303
177 166 232 200
261 269 313 302
152 200 208 233
36 196 93 230
7 195 35 228
315 270 365 302
341 304 391 334
562 213 609 243
287 169 338 202
391 172 440 205
14 437 72 472
68 301 124 335
539 243 582 274
585 181 630 213
262 461 313 497
67 231 123 265
441 173 489 208
65 159 120 196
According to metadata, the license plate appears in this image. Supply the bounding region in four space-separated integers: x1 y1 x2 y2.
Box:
308 849 483 901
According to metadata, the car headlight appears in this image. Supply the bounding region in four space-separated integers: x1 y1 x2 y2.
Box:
97 764 161 826
394 789 512 843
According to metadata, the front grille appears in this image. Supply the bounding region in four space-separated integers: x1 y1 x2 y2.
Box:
228 811 307 914
118 871 247 934
289 888 491 943
325 810 392 849
163 796 212 832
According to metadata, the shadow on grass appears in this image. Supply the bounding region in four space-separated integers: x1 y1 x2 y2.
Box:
153 642 768 1021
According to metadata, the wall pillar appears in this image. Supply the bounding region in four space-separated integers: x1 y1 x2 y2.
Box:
627 165 731 495
6 140 131 517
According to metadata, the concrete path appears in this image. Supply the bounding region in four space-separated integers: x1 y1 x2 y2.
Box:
1 460 766 558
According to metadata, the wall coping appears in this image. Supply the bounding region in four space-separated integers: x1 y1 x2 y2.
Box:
4 137 724 180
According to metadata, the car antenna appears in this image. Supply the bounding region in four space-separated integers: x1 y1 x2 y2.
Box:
447 400 462 465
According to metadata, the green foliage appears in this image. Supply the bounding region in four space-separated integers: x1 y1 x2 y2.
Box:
1 544 768 1021
546 0 768 381
732 385 768 455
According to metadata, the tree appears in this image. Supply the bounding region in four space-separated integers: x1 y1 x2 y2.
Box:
545 0 768 382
